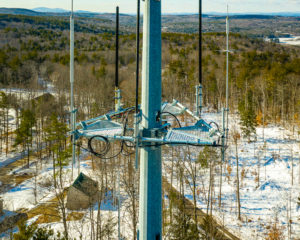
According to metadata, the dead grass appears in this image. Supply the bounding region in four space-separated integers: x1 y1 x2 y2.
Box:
1 148 84 225
0 148 47 188
15 174 33 185
67 212 85 221
23 189 84 224
31 202 61 224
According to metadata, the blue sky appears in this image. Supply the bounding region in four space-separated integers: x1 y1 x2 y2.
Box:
1 0 300 14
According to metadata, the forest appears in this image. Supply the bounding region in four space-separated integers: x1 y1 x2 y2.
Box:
0 13 300 239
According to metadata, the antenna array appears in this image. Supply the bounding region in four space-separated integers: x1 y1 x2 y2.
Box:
69 1 230 239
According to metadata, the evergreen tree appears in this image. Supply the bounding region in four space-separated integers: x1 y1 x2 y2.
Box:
0 92 8 153
168 196 199 240
238 89 257 141
32 227 54 240
14 109 36 167
43 113 70 238
13 220 63 240
199 215 223 240
13 220 36 240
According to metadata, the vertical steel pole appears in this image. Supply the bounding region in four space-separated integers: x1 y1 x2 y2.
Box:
70 0 76 177
196 0 203 117
199 0 202 86
219 107 225 207
115 6 121 112
117 169 121 240
138 0 162 239
136 0 140 113
225 6 229 140
135 0 141 170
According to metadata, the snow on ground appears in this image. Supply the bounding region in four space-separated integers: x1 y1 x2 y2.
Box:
279 36 300 46
0 151 27 168
2 107 300 239
164 111 300 239
0 148 130 239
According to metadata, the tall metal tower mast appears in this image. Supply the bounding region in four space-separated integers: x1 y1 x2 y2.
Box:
70 0 76 177
138 0 162 239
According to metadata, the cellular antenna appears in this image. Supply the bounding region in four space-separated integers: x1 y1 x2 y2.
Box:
71 1 225 239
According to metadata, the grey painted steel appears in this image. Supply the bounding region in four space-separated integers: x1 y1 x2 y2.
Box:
134 0 141 169
70 0 76 177
176 101 200 121
115 6 119 89
135 0 141 169
136 0 141 113
196 0 203 117
225 6 229 140
115 7 122 112
139 0 162 239
195 84 202 117
199 0 202 85
117 169 121 240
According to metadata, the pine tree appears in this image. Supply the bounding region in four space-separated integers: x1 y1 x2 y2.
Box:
43 113 70 187
13 220 61 240
32 227 54 240
199 215 223 240
13 220 36 240
168 197 199 240
0 92 8 154
43 113 70 239
238 89 257 141
14 109 36 167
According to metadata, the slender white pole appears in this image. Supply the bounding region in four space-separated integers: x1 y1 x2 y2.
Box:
225 5 229 141
117 169 121 239
196 0 203 117
70 0 76 177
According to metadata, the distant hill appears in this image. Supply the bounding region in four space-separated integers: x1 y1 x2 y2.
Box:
2 7 300 35
0 7 103 19
0 8 43 16
33 7 68 13
33 7 95 14
76 10 96 14
206 11 300 17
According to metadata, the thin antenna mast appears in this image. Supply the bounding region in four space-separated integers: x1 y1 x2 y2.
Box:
115 6 119 89
196 0 203 117
115 6 121 112
220 4 230 207
199 0 202 86
70 0 76 177
136 0 140 113
134 0 141 169
226 4 229 140
117 168 121 240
